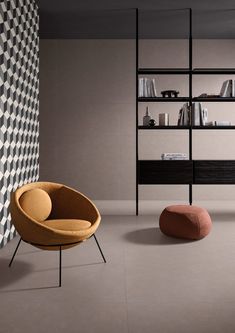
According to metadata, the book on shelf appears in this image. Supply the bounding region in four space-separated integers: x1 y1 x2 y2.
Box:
177 103 190 126
205 121 232 126
138 78 157 97
192 102 201 126
191 102 208 126
161 153 188 160
215 121 232 126
220 79 235 97
200 108 208 126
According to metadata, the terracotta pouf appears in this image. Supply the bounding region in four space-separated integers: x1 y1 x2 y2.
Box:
159 205 212 240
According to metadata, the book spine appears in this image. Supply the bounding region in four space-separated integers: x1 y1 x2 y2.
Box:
152 79 157 97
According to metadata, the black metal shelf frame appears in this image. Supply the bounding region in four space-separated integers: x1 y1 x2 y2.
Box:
138 68 235 75
136 8 235 215
138 97 235 102
136 8 193 215
138 126 235 130
138 97 190 102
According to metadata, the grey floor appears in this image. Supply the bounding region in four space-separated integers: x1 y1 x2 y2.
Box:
1 212 235 333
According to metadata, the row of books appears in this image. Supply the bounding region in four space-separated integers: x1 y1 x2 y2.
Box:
138 78 235 98
206 121 232 126
192 102 208 126
178 102 208 126
177 102 232 126
220 80 235 97
161 153 188 160
138 78 157 97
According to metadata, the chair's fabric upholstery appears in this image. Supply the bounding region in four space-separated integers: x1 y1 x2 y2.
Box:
159 205 212 240
19 188 52 221
10 182 101 250
43 219 91 231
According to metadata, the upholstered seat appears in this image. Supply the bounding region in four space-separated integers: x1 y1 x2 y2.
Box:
43 219 91 232
9 181 106 286
159 205 212 240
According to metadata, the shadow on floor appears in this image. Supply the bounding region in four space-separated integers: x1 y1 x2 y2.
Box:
34 261 105 274
124 227 195 245
0 258 33 289
0 258 61 292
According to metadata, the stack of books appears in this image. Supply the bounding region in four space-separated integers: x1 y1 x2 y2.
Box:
138 78 157 97
220 80 235 97
206 121 232 126
161 153 188 160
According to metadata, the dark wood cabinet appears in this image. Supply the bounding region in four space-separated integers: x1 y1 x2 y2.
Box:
194 161 235 184
139 161 193 184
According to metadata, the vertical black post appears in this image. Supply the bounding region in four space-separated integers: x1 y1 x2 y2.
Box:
136 8 139 215
189 8 193 205
59 246 62 287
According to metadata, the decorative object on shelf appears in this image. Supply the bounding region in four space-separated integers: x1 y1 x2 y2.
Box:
178 103 190 126
139 78 157 97
205 121 215 126
159 113 169 126
161 90 179 98
220 79 235 97
143 106 151 126
149 119 156 127
161 153 187 160
198 93 220 98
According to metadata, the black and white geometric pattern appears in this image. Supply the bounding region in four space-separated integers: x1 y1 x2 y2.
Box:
0 0 39 248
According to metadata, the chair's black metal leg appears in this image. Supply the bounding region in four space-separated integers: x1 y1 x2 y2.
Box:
59 246 62 287
9 238 22 267
93 234 106 263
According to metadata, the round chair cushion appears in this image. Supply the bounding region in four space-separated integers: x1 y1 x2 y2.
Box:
159 205 212 240
43 219 91 231
19 188 52 222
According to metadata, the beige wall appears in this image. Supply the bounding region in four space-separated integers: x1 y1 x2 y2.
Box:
40 39 235 211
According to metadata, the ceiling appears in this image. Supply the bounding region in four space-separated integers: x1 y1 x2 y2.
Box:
38 0 235 39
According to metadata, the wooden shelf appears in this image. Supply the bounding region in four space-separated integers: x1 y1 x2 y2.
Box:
192 126 235 129
193 97 235 102
138 97 189 102
138 126 190 130
138 68 190 75
138 126 235 130
138 97 235 102
138 68 235 75
193 68 235 75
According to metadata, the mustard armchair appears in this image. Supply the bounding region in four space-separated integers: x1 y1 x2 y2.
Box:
9 182 106 286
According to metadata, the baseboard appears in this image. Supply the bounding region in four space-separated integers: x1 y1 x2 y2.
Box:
94 200 235 215
94 200 188 215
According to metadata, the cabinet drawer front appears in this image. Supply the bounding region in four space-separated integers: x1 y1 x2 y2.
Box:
138 160 193 184
194 161 235 184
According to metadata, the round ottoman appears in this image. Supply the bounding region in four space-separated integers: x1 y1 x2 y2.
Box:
159 205 212 240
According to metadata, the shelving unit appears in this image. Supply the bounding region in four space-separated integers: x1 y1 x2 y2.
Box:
136 8 235 215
